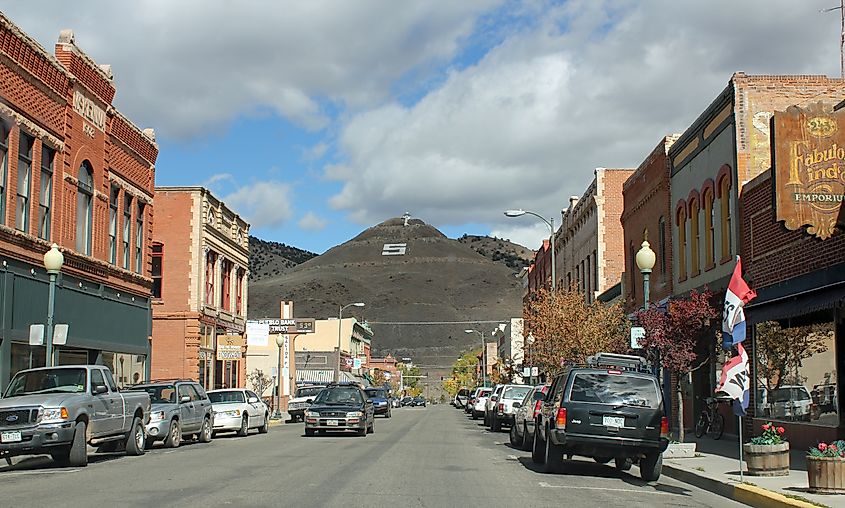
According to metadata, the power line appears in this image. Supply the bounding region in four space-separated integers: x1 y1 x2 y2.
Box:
367 320 510 325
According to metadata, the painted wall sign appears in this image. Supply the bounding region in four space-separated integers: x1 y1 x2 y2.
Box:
382 243 407 256
256 318 315 334
772 102 845 239
72 90 106 132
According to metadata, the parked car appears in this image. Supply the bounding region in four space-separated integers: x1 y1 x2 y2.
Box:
0 365 150 467
304 382 374 436
452 388 470 408
411 396 426 407
534 353 669 481
287 384 326 422
769 385 813 421
484 384 506 426
490 384 532 431
207 388 270 437
470 387 492 419
129 379 214 448
400 396 414 407
509 384 549 450
465 386 482 414
365 387 392 417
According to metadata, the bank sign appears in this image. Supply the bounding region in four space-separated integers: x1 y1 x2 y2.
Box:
773 102 845 239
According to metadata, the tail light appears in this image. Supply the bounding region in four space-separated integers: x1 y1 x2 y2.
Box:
533 400 542 418
556 408 567 429
498 403 504 412
660 416 669 439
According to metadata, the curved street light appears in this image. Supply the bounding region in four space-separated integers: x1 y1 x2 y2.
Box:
335 302 365 382
504 209 556 290
43 243 64 367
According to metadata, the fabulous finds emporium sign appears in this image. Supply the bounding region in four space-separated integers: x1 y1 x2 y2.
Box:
772 102 845 239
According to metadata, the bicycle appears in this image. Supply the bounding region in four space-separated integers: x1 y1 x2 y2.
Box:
694 396 726 439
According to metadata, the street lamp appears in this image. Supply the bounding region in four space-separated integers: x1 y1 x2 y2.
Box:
335 302 365 382
504 210 555 290
464 329 486 387
635 240 656 311
272 334 285 419
43 243 64 367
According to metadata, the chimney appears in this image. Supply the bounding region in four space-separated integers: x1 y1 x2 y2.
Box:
569 196 580 210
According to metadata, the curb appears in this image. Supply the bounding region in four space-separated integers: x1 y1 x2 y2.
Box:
662 463 824 508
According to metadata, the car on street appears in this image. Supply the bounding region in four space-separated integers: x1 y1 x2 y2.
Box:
490 384 532 431
287 384 326 422
452 388 470 408
484 384 505 426
400 396 414 407
411 396 426 407
534 353 669 481
207 388 270 437
470 387 492 419
509 384 549 450
304 382 374 436
0 365 150 467
129 379 214 448
365 387 392 417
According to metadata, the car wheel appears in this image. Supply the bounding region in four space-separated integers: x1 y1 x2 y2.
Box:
199 417 213 443
531 425 546 464
367 419 374 434
472 411 479 420
615 457 632 471
304 428 315 437
640 452 663 482
509 422 521 447
236 415 249 437
125 417 146 457
258 414 269 434
542 429 564 474
164 419 181 448
492 415 501 432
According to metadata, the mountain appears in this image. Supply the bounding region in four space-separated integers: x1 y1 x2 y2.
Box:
248 236 317 282
247 218 524 373
456 234 533 272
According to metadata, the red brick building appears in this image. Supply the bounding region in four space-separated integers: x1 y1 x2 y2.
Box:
0 16 157 390
526 239 550 294
151 188 249 389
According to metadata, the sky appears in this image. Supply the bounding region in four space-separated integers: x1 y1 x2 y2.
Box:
3 1 842 254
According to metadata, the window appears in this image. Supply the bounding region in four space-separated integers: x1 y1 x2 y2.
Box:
629 242 637 300
135 202 144 273
76 161 94 255
720 176 732 262
236 268 244 314
585 256 591 301
151 242 163 298
690 198 700 276
205 252 216 306
657 217 666 282
221 260 232 311
91 369 105 391
38 145 54 240
0 123 8 223
123 194 132 269
703 189 715 270
592 251 597 294
109 186 119 264
16 132 34 232
676 207 687 281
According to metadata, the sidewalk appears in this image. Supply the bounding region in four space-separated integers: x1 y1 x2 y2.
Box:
662 435 845 508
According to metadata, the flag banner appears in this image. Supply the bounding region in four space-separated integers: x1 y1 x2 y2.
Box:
722 256 756 350
716 343 749 416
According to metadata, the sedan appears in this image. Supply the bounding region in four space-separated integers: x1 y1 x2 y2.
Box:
207 388 270 437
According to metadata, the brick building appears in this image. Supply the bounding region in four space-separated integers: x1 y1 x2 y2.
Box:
0 16 157 390
526 239 550 294
621 136 678 312
151 187 249 389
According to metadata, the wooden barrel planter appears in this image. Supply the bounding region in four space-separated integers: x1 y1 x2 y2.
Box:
808 456 845 493
743 442 790 476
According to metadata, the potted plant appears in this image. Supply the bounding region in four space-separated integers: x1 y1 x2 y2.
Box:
743 422 789 476
807 440 845 493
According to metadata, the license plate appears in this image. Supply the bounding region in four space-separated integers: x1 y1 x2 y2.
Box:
1 431 22 443
326 420 339 426
603 416 625 428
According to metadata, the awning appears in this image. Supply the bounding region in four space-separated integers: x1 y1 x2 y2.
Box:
296 369 333 383
745 264 845 324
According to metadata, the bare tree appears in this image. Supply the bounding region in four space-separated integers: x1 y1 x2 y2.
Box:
247 369 275 397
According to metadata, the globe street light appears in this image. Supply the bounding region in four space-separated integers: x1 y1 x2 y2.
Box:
335 302 365 382
464 329 486 387
43 243 64 367
635 240 656 311
273 334 285 420
504 210 556 290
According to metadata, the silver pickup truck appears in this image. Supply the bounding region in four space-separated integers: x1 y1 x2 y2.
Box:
0 365 151 467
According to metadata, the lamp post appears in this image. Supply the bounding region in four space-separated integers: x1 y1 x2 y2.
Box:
43 243 64 367
504 210 555 290
335 302 364 382
273 334 285 419
635 240 656 311
464 329 485 387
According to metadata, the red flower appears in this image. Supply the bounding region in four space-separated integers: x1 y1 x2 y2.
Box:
762 423 770 431
777 427 785 434
831 444 839 452
819 443 828 451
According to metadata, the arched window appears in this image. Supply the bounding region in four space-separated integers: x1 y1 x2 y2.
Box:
657 216 666 282
719 175 732 262
677 206 687 281
690 198 700 276
76 161 94 255
703 188 715 270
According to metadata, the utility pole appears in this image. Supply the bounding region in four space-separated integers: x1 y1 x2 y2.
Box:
822 1 845 79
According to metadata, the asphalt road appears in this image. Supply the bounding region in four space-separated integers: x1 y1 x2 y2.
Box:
0 405 744 507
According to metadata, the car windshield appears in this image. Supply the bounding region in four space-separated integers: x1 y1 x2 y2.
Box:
208 390 246 404
569 373 660 408
132 384 177 404
4 368 87 397
503 386 531 400
314 387 363 405
295 386 324 398
365 389 387 399
771 387 810 402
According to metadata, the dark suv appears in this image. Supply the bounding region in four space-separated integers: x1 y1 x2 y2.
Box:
533 353 669 481
303 382 374 437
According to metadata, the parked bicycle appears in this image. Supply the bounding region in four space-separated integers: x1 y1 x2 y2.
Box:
694 396 727 439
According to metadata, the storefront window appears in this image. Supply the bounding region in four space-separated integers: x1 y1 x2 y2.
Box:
755 309 837 426
101 351 146 387
10 343 46 379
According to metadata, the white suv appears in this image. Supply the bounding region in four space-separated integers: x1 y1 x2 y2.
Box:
490 384 533 432
471 387 492 420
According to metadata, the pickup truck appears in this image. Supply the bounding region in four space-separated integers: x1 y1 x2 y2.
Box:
0 365 151 467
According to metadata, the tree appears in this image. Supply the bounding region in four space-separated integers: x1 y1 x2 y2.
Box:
523 286 629 378
756 320 832 391
635 289 719 442
247 369 275 398
370 368 396 393
398 363 422 396
444 349 481 396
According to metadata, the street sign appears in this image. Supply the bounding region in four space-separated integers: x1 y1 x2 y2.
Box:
256 318 315 335
352 358 362 369
53 324 68 345
245 321 269 346
522 367 531 377
530 367 539 377
631 326 646 349
29 324 44 346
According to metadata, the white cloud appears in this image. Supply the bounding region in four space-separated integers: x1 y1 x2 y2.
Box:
202 173 234 187
302 142 329 162
490 223 550 251
222 182 293 229
298 211 328 231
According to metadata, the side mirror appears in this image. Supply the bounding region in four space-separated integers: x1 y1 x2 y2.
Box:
534 392 546 402
306 398 313 404
93 384 108 395
491 396 499 402
248 396 259 404
512 402 522 409
180 395 191 403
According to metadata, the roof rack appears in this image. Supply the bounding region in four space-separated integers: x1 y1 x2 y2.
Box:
586 353 650 373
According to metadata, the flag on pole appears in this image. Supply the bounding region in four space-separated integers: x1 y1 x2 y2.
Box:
716 343 750 416
722 256 756 350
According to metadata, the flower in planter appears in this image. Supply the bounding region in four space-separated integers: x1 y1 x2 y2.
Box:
809 439 845 458
749 422 787 445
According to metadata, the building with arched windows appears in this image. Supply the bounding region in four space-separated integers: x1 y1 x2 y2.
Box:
0 15 157 391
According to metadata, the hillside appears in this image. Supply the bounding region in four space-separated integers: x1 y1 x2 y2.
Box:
248 236 317 281
456 234 533 272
